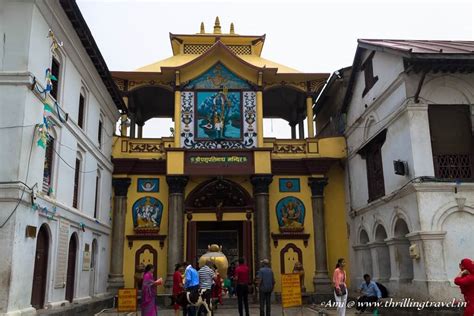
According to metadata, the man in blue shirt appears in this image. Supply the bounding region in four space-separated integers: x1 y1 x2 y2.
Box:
184 262 199 316
356 274 382 314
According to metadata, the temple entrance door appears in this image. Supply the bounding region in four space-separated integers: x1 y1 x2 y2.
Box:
31 225 49 309
189 221 253 276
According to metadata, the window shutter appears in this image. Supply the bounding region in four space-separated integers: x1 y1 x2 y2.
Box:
78 94 85 128
42 136 55 194
51 58 60 100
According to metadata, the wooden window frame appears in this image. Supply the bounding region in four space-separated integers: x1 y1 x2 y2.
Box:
359 129 387 202
94 171 100 219
42 136 55 195
78 93 85 129
361 51 379 97
73 157 81 209
98 118 103 148
50 57 60 100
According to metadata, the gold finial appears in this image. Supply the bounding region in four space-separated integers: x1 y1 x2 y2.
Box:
200 22 205 34
213 16 221 34
230 23 235 34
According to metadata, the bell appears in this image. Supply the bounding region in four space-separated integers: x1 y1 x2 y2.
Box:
198 244 229 279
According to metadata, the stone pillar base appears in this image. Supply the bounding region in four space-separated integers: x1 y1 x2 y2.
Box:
313 272 333 294
164 274 174 293
107 274 125 294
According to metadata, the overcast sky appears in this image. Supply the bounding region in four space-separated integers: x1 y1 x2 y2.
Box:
77 0 474 137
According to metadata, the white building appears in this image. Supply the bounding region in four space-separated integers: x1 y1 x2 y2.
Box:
315 39 474 301
0 0 124 315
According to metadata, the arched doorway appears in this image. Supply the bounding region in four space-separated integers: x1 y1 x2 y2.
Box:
185 178 253 273
89 239 98 297
65 233 78 302
359 229 373 277
31 224 50 309
374 225 391 281
394 219 413 281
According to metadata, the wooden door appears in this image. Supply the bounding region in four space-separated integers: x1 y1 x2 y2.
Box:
31 225 49 309
65 235 77 302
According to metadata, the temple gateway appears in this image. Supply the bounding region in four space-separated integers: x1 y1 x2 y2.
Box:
109 17 348 295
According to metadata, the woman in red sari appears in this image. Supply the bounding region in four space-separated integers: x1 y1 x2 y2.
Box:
455 258 474 316
172 263 184 316
141 264 163 316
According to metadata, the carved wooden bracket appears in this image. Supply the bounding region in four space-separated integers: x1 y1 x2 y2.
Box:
126 234 167 249
271 233 310 248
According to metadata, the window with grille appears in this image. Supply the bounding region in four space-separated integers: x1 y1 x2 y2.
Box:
51 57 60 100
78 94 85 128
228 45 252 55
361 51 378 97
429 105 473 179
359 130 387 202
42 136 55 195
73 157 81 209
183 44 212 54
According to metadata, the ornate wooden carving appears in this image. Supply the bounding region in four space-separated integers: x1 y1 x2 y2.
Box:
185 178 252 210
271 233 310 248
127 235 166 249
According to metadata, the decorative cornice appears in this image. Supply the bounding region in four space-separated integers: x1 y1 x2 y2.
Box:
112 178 131 196
250 175 273 194
405 231 447 241
166 176 189 194
308 177 328 197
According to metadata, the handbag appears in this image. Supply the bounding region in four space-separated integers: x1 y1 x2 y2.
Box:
336 284 347 296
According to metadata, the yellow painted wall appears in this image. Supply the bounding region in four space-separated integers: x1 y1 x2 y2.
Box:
268 176 316 293
324 164 350 286
117 161 348 294
122 175 169 294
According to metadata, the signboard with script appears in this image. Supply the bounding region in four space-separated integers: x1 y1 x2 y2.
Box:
281 273 302 308
184 151 254 175
118 288 137 312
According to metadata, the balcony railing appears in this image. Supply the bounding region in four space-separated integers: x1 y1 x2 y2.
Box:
433 153 473 179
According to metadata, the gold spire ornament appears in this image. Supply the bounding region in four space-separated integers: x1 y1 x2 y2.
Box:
230 23 235 34
213 16 222 34
200 22 205 34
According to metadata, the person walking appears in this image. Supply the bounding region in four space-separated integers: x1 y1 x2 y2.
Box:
184 261 199 316
198 260 216 315
234 257 250 316
141 264 163 316
172 263 184 316
454 258 474 316
256 259 275 316
333 258 347 316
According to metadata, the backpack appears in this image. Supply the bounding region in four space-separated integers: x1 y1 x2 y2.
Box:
376 282 388 298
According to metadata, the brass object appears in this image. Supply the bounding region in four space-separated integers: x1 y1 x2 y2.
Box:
198 244 229 278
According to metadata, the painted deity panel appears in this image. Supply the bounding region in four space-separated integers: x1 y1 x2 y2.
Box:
132 197 163 232
137 178 159 193
196 91 242 140
276 196 305 232
279 178 301 192
183 63 251 90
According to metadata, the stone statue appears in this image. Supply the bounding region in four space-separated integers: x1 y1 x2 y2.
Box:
293 261 305 292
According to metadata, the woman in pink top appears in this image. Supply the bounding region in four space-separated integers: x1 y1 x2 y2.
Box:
333 258 347 316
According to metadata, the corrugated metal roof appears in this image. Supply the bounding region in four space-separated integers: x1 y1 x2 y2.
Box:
358 39 474 54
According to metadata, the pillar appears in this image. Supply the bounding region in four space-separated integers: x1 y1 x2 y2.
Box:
129 115 136 139
298 121 305 139
165 176 188 291
256 71 264 147
290 123 296 139
174 71 181 147
306 95 314 138
308 177 332 294
120 114 128 137
137 123 144 138
108 178 131 293
250 175 273 267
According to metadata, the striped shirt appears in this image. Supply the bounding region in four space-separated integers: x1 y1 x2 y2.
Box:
198 265 215 289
